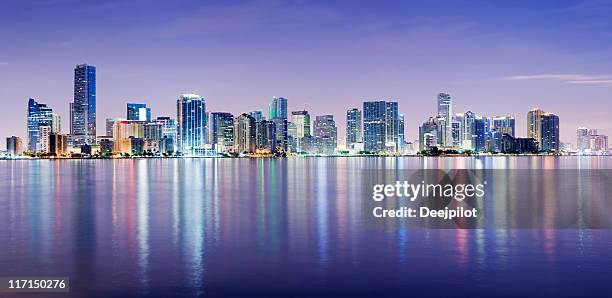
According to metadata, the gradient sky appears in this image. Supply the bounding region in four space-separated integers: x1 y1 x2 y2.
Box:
1 0 612 145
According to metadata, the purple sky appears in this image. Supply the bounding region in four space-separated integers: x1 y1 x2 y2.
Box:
1 0 612 145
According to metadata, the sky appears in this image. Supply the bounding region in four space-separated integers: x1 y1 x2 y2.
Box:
1 0 612 145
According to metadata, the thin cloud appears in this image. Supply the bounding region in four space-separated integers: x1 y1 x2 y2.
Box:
503 74 612 86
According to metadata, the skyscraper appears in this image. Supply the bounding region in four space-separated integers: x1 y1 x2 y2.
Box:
27 98 53 152
156 116 178 153
177 94 207 156
437 93 453 147
127 103 151 122
384 101 399 152
268 97 288 120
211 112 234 152
491 116 515 136
291 110 311 152
71 64 96 146
577 127 590 151
527 108 544 149
398 114 405 153
234 113 256 153
52 113 61 134
313 115 337 155
540 113 560 152
363 101 387 153
346 108 363 150
249 110 264 122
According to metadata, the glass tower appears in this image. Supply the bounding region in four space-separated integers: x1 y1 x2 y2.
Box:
127 103 151 122
177 94 207 156
541 113 560 152
346 108 363 149
27 98 53 152
211 112 234 151
437 93 453 147
71 64 96 146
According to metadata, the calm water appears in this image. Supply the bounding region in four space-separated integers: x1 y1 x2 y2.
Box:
1 157 612 297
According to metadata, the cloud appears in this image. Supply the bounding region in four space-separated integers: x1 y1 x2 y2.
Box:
502 74 612 86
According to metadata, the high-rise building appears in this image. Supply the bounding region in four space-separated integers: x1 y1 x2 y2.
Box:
313 115 337 155
384 101 399 152
398 114 405 153
527 108 544 149
105 118 122 137
291 110 311 152
113 120 145 154
363 101 400 153
363 101 386 153
52 113 61 134
6 136 23 156
49 133 68 156
419 117 438 151
451 115 463 148
127 103 151 122
346 108 363 150
27 98 53 152
39 125 51 153
177 94 207 156
211 112 234 152
71 64 96 146
268 97 288 120
437 93 453 147
590 135 608 152
255 120 276 151
234 113 256 153
577 127 590 151
490 116 515 137
577 127 608 152
540 113 560 152
248 110 264 122
156 116 178 154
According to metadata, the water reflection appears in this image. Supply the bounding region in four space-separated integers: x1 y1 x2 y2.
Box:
0 157 611 297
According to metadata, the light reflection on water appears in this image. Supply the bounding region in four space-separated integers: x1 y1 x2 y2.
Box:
0 157 611 297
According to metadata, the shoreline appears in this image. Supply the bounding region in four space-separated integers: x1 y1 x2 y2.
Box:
1 154 610 160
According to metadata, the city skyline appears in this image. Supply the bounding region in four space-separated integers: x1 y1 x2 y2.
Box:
1 1 612 143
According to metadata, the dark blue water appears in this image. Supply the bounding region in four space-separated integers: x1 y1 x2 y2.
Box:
1 157 612 297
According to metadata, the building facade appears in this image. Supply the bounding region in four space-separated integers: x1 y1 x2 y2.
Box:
71 64 96 146
177 94 207 156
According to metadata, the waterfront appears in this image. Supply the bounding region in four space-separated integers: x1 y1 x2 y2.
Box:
1 157 612 297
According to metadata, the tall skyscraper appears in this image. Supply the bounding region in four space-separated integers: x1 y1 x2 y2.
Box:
27 98 53 152
127 103 151 122
362 100 400 153
346 108 363 150
177 94 207 156
255 120 276 151
234 113 256 153
248 110 264 122
437 93 453 147
211 112 234 152
398 114 405 153
527 108 544 149
291 110 311 152
313 115 337 155
385 101 399 152
540 113 560 152
363 101 387 153
71 64 96 146
268 97 288 120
